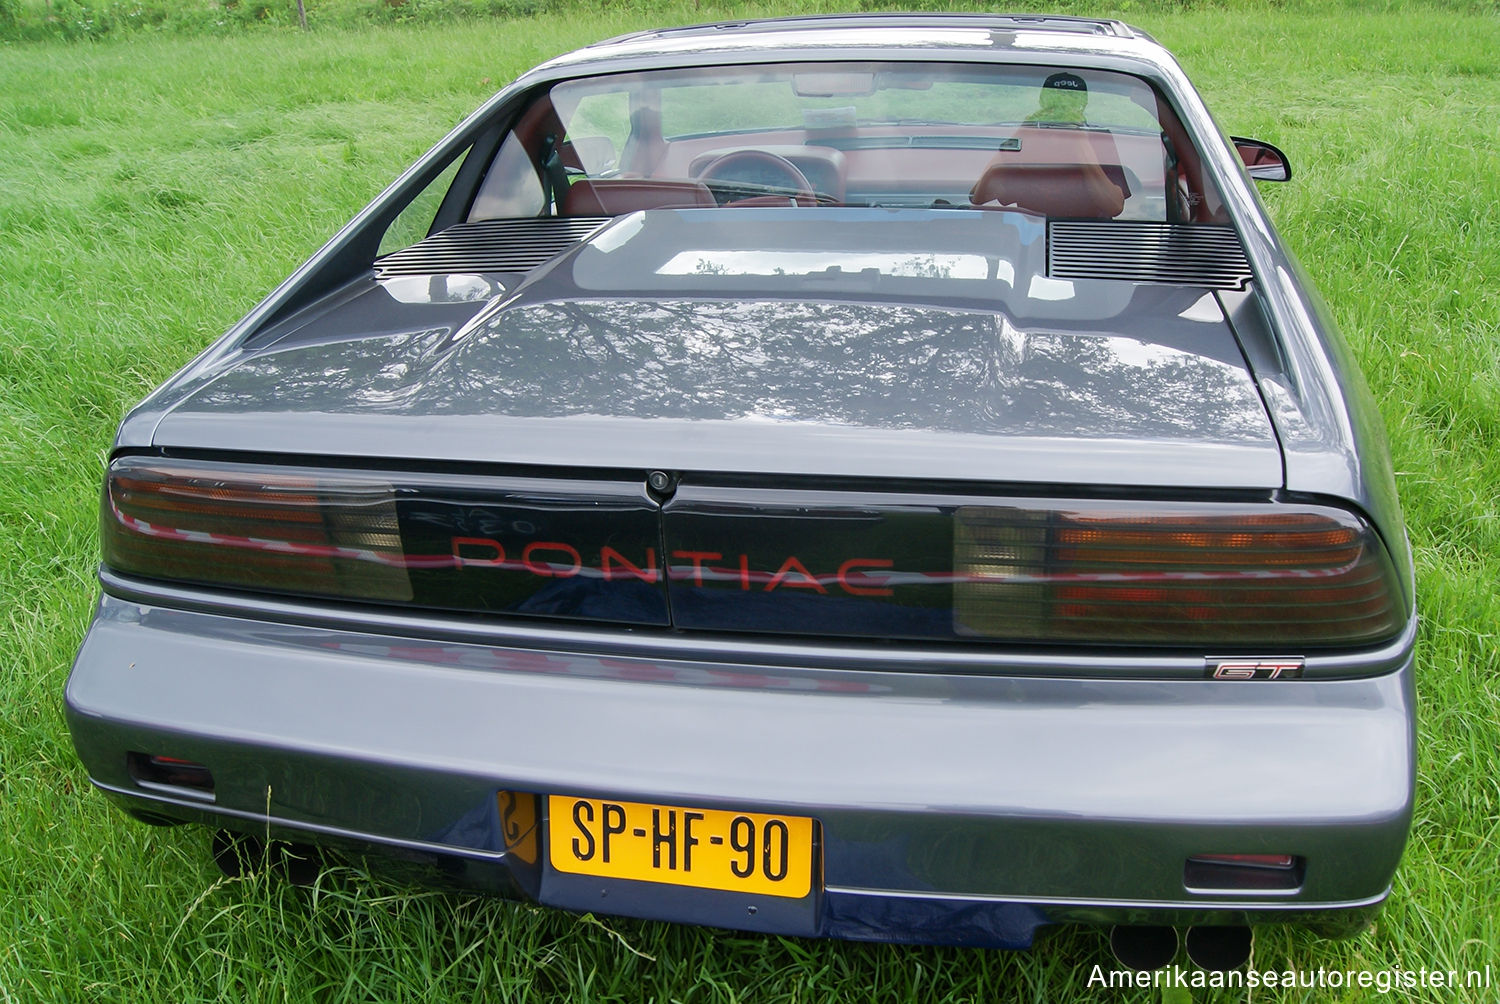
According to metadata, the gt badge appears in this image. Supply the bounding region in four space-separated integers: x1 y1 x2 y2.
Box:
1205 658 1305 680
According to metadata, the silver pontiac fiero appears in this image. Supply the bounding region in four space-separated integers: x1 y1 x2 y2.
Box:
67 13 1415 971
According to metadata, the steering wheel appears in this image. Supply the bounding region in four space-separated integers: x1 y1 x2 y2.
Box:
693 150 817 204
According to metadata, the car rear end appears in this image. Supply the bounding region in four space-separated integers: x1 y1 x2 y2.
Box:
66 18 1416 955
69 384 1415 949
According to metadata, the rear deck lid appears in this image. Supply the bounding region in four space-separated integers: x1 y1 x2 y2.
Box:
151 209 1281 490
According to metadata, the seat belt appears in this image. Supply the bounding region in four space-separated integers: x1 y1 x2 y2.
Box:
539 132 571 213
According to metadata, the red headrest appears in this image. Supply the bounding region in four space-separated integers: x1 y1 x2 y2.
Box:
970 163 1126 219
561 179 717 216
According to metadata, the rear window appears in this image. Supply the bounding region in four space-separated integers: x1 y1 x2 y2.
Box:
645 67 1164 139
468 61 1226 223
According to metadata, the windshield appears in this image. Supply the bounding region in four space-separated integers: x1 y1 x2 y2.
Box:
467 61 1226 223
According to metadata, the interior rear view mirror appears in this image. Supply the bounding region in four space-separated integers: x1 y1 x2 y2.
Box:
792 71 876 97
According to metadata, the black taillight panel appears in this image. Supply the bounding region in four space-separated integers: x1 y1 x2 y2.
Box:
662 483 1406 647
662 484 958 639
103 457 668 626
103 458 1406 647
397 473 667 624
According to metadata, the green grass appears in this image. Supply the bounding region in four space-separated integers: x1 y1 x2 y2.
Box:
2 4 1498 1002
2 0 1495 42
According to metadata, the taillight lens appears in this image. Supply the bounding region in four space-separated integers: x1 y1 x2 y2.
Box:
103 458 1406 649
954 501 1404 645
103 456 412 601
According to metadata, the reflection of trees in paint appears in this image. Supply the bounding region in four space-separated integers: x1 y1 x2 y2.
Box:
194 297 1268 444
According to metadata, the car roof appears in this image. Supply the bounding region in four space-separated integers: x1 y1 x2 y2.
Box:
595 13 1141 46
529 12 1171 80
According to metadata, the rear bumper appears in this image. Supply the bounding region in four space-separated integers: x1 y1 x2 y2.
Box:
66 587 1415 948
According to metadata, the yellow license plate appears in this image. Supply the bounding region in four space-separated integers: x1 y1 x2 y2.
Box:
547 795 814 899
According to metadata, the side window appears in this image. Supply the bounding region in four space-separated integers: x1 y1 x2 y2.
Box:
378 153 466 257
468 133 546 222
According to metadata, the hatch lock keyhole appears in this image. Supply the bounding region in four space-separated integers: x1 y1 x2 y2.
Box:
647 470 677 500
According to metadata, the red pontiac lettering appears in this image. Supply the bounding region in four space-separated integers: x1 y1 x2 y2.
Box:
837 558 894 597
451 537 901 598
672 551 722 586
522 541 582 578
452 536 506 567
765 556 827 594
602 546 659 583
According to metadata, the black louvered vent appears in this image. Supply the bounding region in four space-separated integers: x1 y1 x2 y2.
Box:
1048 222 1253 289
374 217 611 278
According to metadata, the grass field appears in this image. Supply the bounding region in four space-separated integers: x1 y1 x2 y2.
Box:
2 4 1498 1001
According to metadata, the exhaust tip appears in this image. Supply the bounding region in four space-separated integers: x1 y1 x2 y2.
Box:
1109 925 1179 971
1185 925 1253 971
210 831 323 886
273 842 323 887
211 830 264 878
